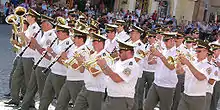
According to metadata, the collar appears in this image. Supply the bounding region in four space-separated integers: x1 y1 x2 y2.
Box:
75 43 86 52
120 58 135 65
58 37 71 45
197 58 208 64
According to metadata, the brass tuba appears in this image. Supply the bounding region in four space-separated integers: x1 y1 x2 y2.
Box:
5 14 19 34
14 6 27 32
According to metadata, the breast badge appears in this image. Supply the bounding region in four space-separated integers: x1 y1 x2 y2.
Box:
123 68 131 76
206 67 212 75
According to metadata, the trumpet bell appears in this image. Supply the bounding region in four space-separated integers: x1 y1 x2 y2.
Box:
14 6 27 17
167 56 175 65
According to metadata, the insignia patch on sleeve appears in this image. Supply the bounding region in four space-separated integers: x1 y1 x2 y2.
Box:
66 41 69 45
214 70 218 76
206 67 212 75
123 68 131 76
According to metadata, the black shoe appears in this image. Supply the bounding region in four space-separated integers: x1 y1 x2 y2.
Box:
29 104 35 108
4 99 19 106
19 96 23 100
4 93 11 97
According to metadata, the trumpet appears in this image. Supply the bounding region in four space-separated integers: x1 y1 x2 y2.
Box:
63 49 90 70
83 54 117 75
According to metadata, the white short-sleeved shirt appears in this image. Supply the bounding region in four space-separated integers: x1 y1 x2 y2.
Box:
128 39 146 77
154 46 178 88
207 66 219 94
104 37 118 53
184 58 212 96
50 37 73 76
21 22 41 58
83 49 108 92
34 29 57 67
116 30 130 42
143 44 156 72
66 44 90 81
106 58 140 98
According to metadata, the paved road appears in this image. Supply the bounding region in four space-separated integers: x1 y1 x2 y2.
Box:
0 24 219 110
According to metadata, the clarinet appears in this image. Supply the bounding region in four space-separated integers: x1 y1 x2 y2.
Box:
19 29 41 57
42 43 74 73
32 37 58 70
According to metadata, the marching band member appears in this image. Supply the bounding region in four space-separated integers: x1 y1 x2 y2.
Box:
19 14 56 110
39 24 73 110
205 47 219 110
127 25 145 110
115 20 130 42
144 32 177 110
97 39 140 110
172 32 187 110
5 19 29 97
210 43 220 110
137 31 157 110
73 33 107 110
55 27 90 110
104 24 118 56
177 40 214 110
5 8 41 106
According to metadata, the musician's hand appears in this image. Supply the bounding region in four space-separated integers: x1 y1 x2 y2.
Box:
75 55 85 65
150 47 162 57
97 58 107 68
60 52 68 60
46 47 53 54
179 54 190 66
17 32 25 37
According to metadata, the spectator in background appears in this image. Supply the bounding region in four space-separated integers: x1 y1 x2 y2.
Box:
42 1 47 11
11 0 18 8
136 7 141 17
152 10 157 23
4 2 10 17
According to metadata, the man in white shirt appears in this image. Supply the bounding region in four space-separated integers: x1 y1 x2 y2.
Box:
19 14 56 110
55 27 89 110
172 32 187 110
210 43 220 110
73 33 107 110
115 20 130 42
97 39 140 110
5 8 41 106
144 32 177 110
136 31 157 110
177 40 213 110
104 24 118 57
39 24 73 110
